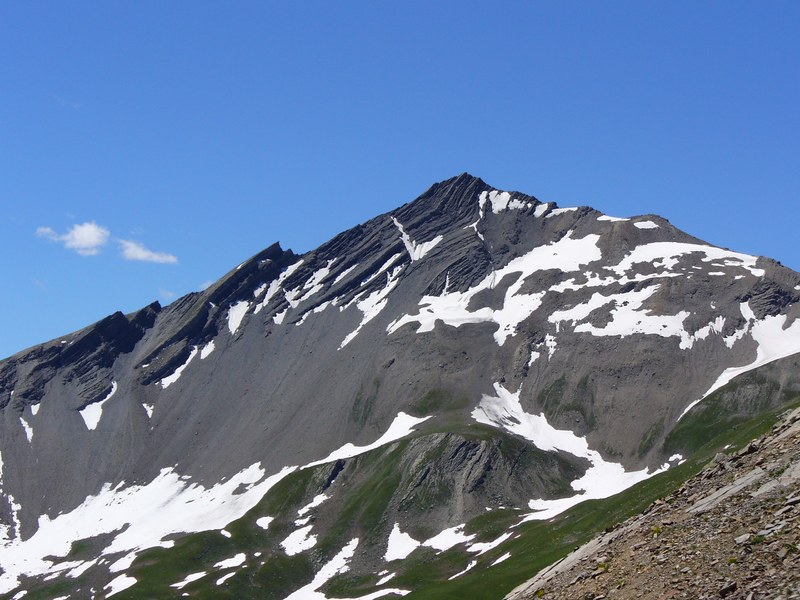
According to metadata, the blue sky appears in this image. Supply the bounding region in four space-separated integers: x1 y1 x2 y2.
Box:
2 2 799 359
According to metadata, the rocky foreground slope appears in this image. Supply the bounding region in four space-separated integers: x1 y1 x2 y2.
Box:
509 405 800 600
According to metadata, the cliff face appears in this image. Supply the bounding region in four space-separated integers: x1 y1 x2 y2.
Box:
1 174 799 598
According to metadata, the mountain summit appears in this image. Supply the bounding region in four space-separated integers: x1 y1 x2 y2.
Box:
1 176 800 598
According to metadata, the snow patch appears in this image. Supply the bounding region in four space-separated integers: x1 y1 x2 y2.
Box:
391 217 443 261
385 523 420 561
256 516 273 530
79 381 118 431
611 242 765 278
339 264 404 348
481 190 527 214
171 571 206 589
106 574 137 597
305 413 430 468
473 384 668 521
448 560 477 580
468 532 513 555
227 301 250 335
0 410 428 593
634 220 659 229
0 464 297 594
533 203 549 218
283 539 356 599
491 552 512 566
281 526 317 556
160 348 198 389
597 215 628 222
20 418 33 443
333 264 358 285
550 285 691 341
680 302 800 419
143 404 154 419
214 553 246 569
298 494 329 517
216 572 236 586
254 260 304 314
423 525 474 552
545 206 578 218
200 341 215 360
30 404 39 416
389 232 602 345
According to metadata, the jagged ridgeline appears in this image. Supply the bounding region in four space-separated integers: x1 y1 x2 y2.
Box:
1 174 799 599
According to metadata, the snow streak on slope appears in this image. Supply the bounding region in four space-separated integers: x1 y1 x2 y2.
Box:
391 217 443 261
679 302 800 419
472 383 668 521
79 381 118 431
254 259 304 314
160 347 198 389
0 412 430 594
340 264 405 349
227 301 250 335
388 232 603 345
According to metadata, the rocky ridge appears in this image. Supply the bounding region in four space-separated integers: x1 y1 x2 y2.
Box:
508 405 800 600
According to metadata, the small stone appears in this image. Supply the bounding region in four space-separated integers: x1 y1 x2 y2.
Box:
719 581 737 597
735 533 751 545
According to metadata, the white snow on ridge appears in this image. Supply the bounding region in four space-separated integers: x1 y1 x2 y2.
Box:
545 206 578 218
481 190 529 214
391 217 443 262
160 347 198 389
533 203 550 218
634 220 659 229
30 404 39 416
597 214 629 222
79 381 118 431
388 232 603 346
472 383 668 521
610 242 765 278
680 302 800 419
227 301 250 335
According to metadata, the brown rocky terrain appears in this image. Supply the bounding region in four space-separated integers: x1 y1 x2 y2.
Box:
508 406 800 600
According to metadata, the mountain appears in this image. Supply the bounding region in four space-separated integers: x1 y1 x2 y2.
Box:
1 173 799 599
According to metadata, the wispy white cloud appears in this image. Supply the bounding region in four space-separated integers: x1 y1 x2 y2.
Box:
159 288 177 301
119 240 178 264
36 222 110 256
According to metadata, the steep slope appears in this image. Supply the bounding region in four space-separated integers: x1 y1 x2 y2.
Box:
1 174 799 598
507 402 800 600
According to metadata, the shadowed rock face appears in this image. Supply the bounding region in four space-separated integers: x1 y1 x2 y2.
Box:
0 174 799 595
